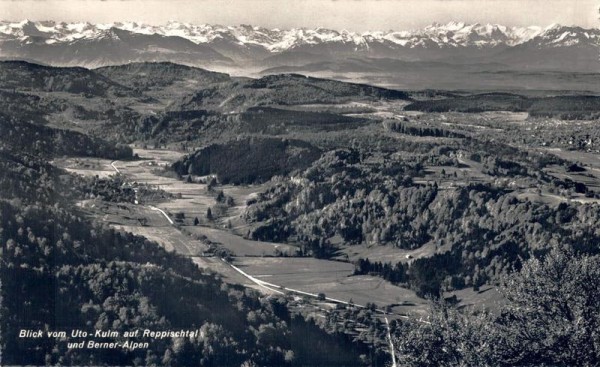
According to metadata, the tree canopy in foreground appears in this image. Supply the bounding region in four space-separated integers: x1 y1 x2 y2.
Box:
394 245 600 367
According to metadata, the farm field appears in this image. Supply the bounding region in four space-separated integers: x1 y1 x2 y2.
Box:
190 256 262 290
233 257 428 315
133 148 185 162
338 242 439 264
108 152 277 224
541 148 600 167
183 225 297 256
76 199 209 255
116 225 209 255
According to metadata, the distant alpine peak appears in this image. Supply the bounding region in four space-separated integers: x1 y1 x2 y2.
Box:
0 19 596 51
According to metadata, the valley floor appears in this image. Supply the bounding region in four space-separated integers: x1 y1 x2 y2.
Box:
59 149 430 318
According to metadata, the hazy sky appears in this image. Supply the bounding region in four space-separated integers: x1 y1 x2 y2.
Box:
1 0 597 31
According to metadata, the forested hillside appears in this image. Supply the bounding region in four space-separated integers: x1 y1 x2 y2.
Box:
243 140 600 296
0 116 132 159
0 61 136 97
95 62 230 92
171 73 410 113
405 93 600 120
0 197 374 366
172 137 322 184
394 246 600 366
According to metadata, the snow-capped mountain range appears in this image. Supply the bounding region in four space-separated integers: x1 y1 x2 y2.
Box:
1 20 594 50
0 20 597 71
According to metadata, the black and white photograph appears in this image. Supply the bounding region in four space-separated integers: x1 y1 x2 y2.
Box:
0 0 599 366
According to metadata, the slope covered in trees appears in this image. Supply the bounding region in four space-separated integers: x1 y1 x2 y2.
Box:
0 61 411 149
171 73 410 113
95 62 230 92
405 93 600 120
243 143 600 296
0 199 346 366
0 115 132 159
0 60 137 98
172 137 322 184
394 246 600 366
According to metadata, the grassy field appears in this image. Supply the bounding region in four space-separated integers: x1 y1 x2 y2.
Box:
133 148 185 162
221 183 275 214
338 242 439 264
191 256 261 288
445 286 505 313
77 200 166 226
77 199 209 255
55 157 117 178
114 225 208 255
184 225 298 256
109 152 295 256
233 257 428 315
